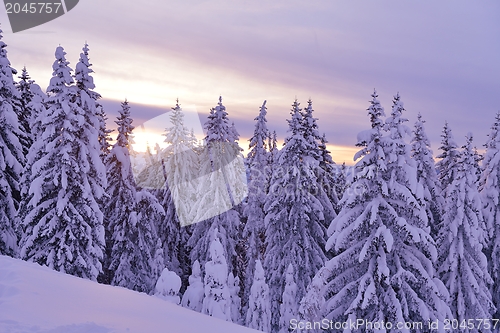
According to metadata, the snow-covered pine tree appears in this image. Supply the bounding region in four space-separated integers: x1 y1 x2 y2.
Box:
479 112 500 318
438 133 494 328
264 100 326 332
133 188 163 287
154 267 182 304
15 67 35 156
333 162 348 211
318 133 341 215
279 264 298 333
320 91 450 331
152 238 165 282
161 101 199 221
245 259 271 332
95 104 113 159
298 267 327 330
0 28 24 256
157 100 198 288
436 122 460 197
243 100 269 310
202 231 232 322
73 43 112 161
188 97 244 275
181 260 205 312
74 43 100 117
101 100 136 284
17 83 47 239
411 113 444 240
228 272 242 324
472 146 483 184
103 100 157 292
268 130 278 167
20 46 105 280
302 99 336 226
72 41 109 233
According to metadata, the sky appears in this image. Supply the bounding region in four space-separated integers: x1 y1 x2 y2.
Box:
1 0 499 164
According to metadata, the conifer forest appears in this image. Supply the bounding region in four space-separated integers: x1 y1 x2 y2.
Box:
2 29 500 333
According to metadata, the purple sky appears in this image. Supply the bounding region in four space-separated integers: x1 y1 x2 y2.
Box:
2 1 499 163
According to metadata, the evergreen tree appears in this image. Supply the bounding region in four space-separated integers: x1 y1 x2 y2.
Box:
243 100 269 310
202 232 232 322
298 267 327 328
20 46 105 280
302 100 336 229
268 130 279 167
436 122 460 197
0 28 24 256
279 264 298 333
411 113 444 240
103 100 158 292
480 113 500 317
472 146 483 184
96 104 113 159
101 100 136 284
318 133 341 214
181 260 205 312
17 83 46 242
154 267 182 304
188 97 244 275
245 259 271 332
73 43 112 160
333 162 349 209
228 272 242 324
157 101 199 288
320 91 450 331
152 238 165 283
15 67 35 156
264 100 326 331
438 134 494 329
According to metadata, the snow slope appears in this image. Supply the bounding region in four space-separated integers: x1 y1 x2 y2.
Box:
0 255 259 333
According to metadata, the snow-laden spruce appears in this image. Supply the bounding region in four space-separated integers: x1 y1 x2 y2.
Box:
264 100 326 332
243 100 270 311
298 267 327 330
202 231 232 322
74 43 112 160
15 66 35 157
320 91 450 332
74 43 101 129
268 130 279 167
228 272 242 324
436 122 460 197
479 112 500 318
103 100 161 292
279 264 298 333
20 46 105 280
0 28 24 256
411 113 444 240
181 260 205 312
438 133 494 327
302 99 337 226
188 97 244 275
154 267 182 304
318 133 343 214
246 260 271 332
155 101 198 285
17 82 46 241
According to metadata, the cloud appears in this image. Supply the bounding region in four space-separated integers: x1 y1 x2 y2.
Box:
1 0 499 161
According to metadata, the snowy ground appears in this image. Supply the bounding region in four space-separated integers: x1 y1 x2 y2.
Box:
0 255 259 333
